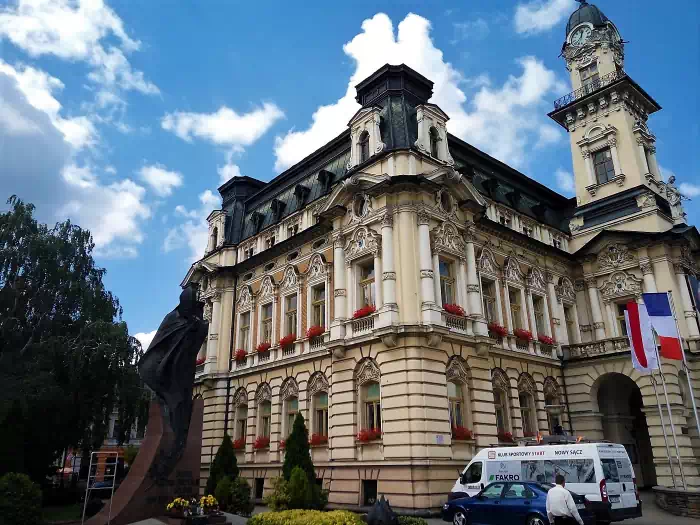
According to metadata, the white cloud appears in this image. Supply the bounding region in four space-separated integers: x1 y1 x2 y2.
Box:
452 18 490 42
514 0 576 35
218 162 243 184
162 103 285 148
134 330 156 350
138 163 184 197
165 190 222 262
555 168 575 195
680 183 700 198
274 13 564 171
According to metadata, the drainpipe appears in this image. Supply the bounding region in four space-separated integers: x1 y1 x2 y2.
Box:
224 274 238 436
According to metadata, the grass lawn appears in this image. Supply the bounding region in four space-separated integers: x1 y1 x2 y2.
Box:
43 504 83 522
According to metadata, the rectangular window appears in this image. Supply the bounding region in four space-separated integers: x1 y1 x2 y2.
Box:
261 303 273 343
439 259 455 305
580 61 599 90
237 415 247 441
260 402 271 438
315 393 329 436
239 312 250 348
359 262 375 307
520 393 533 435
448 381 464 428
494 390 507 434
533 296 545 335
593 148 615 184
364 383 381 430
564 306 575 343
312 285 326 328
286 398 298 436
482 280 497 324
616 303 628 336
509 290 522 330
285 295 297 335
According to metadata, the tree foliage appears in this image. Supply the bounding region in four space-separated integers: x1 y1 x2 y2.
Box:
282 413 314 483
0 196 144 482
206 433 239 495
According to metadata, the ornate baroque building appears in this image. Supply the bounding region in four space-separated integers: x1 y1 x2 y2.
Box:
186 2 700 510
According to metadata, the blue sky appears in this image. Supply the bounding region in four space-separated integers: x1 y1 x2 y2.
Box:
1 0 698 347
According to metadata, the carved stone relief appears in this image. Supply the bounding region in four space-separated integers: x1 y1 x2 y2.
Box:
446 357 470 384
431 221 465 258
599 271 643 300
280 378 299 400
308 372 329 397
255 383 272 404
598 244 635 269
355 358 380 388
345 226 381 265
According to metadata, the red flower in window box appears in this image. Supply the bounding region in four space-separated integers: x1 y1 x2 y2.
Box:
352 304 376 319
195 356 206 366
443 303 466 317
523 431 537 438
356 428 382 442
538 334 556 346
234 349 247 362
309 434 328 446
232 438 245 450
279 439 285 450
253 436 270 450
514 329 533 341
498 431 514 443
487 323 508 337
279 334 296 349
452 426 474 440
256 342 271 353
306 325 325 338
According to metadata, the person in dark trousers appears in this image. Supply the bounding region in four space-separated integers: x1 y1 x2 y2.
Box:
546 474 584 525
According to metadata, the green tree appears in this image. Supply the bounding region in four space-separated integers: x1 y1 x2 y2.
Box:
206 433 239 495
282 413 315 483
0 472 42 525
287 466 312 510
0 196 144 482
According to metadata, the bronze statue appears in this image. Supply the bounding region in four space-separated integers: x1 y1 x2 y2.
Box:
138 284 208 475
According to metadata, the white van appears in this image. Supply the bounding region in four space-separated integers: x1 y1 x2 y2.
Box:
448 442 642 523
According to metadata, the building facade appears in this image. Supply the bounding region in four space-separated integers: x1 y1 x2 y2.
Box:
185 2 700 511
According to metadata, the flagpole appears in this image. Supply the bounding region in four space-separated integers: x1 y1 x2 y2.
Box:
654 339 687 489
667 290 700 444
650 370 676 487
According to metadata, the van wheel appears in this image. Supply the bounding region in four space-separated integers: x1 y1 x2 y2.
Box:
453 510 468 525
526 515 546 525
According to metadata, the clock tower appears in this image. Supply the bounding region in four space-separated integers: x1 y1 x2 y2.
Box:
549 1 686 250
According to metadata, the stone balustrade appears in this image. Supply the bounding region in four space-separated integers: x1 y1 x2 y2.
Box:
564 336 629 360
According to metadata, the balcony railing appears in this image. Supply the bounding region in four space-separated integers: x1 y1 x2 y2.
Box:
352 314 375 334
442 312 467 332
564 336 629 360
310 336 325 350
258 350 271 363
515 338 529 351
282 345 295 357
195 363 205 375
553 70 625 110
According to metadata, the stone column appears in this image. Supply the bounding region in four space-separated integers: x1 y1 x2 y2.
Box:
526 290 538 340
586 278 607 340
458 259 469 312
417 209 441 323
465 227 488 336
637 138 651 174
605 302 618 337
675 264 700 338
331 234 346 339
546 274 562 343
204 292 221 374
608 137 622 176
380 214 398 324
582 150 596 186
217 288 234 372
647 145 660 179
570 303 582 344
373 251 382 310
432 252 442 306
640 259 658 293
493 278 505 326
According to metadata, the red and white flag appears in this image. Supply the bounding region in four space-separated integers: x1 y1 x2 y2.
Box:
624 301 658 373
642 293 683 360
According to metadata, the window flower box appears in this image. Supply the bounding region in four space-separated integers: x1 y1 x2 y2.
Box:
232 437 245 450
443 303 466 317
487 323 507 337
538 334 555 346
195 356 206 366
256 342 271 353
279 334 296 349
309 433 328 446
253 436 270 450
279 439 285 450
306 325 325 339
356 428 382 442
234 349 247 362
513 329 533 342
352 304 376 319
452 426 474 441
498 431 514 443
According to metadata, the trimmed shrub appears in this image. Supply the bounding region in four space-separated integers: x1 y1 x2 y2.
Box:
229 476 254 516
282 413 314 483
205 434 239 495
249 509 364 525
263 476 290 511
287 467 311 510
0 472 42 525
398 517 428 525
214 476 233 511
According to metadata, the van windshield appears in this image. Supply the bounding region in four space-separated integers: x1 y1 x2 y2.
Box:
463 462 482 483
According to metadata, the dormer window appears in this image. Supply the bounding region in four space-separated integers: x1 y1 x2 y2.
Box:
359 131 370 164
266 235 275 249
210 226 218 251
429 126 440 158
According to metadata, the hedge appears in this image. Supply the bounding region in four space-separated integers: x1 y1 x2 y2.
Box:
398 517 429 525
248 509 364 525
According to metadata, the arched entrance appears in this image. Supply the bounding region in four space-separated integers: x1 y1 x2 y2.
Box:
593 373 656 488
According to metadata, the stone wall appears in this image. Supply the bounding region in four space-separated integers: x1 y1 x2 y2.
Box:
654 486 700 518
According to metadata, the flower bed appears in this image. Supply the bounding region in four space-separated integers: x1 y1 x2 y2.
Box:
443 303 466 317
513 328 533 341
232 437 245 450
451 426 473 440
256 341 271 353
538 334 555 346
279 333 296 349
487 322 507 337
166 495 219 517
356 428 382 442
309 433 328 446
498 431 514 443
352 304 376 319
306 325 324 338
253 436 270 450
234 348 247 362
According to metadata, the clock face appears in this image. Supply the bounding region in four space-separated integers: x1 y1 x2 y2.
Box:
571 26 592 46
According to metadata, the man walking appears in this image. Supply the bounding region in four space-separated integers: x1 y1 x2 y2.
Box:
546 474 584 525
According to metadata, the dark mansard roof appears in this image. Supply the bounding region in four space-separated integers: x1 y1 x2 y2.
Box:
566 1 610 36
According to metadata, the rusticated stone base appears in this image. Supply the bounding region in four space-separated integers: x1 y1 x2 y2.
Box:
653 486 700 518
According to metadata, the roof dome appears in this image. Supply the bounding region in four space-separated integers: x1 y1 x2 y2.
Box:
566 1 609 36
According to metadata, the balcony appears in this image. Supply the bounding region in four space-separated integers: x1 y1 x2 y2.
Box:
309 335 326 351
553 70 625 110
563 336 629 360
442 312 467 333
351 314 376 335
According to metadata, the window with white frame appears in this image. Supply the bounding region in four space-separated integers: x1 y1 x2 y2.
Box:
494 388 510 434
482 279 497 324
448 381 464 429
593 148 615 184
314 392 329 437
358 260 375 308
616 303 629 336
259 401 271 438
363 382 381 431
580 61 599 90
238 311 250 349
311 284 326 328
284 295 297 336
439 258 456 305
261 303 273 343
533 295 546 334
519 392 536 435
509 289 523 330
285 397 298 436
545 393 561 433
236 405 248 441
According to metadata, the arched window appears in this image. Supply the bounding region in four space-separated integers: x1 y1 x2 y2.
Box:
492 369 511 437
359 130 370 163
355 359 381 433
280 378 299 437
255 384 272 441
233 389 248 445
518 373 538 437
448 381 464 429
285 397 298 436
429 126 440 158
544 377 562 433
446 357 472 435
210 226 218 251
308 372 330 439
